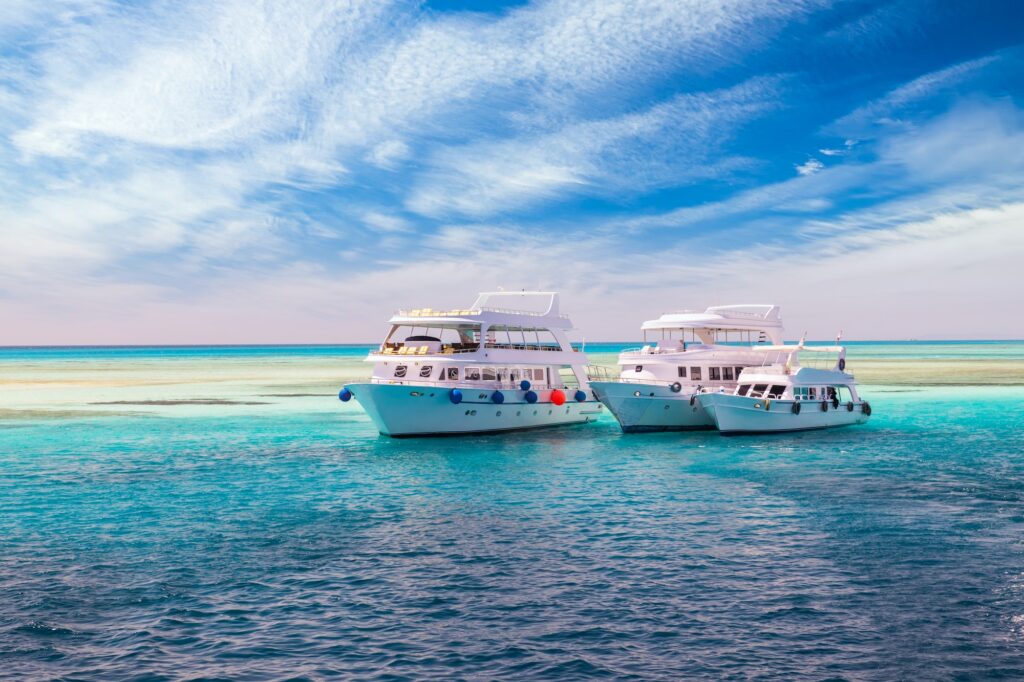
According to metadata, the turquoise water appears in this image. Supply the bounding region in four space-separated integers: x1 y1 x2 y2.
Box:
3 344 1024 678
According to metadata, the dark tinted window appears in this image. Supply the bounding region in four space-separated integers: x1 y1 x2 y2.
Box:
737 384 751 396
678 366 687 378
723 367 734 381
690 367 702 380
769 385 786 398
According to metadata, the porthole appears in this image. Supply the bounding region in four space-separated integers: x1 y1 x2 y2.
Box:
497 410 502 416
634 391 641 397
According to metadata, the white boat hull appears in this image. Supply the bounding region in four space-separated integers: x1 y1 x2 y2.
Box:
698 392 870 434
590 381 714 433
346 383 603 437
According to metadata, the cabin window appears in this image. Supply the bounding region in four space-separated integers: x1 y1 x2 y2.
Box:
531 368 544 381
482 368 496 381
635 365 643 373
419 365 433 378
750 383 768 398
394 365 407 378
769 385 786 399
709 367 721 381
807 387 816 399
723 367 734 381
465 367 480 381
447 367 459 381
737 384 751 396
677 367 687 378
690 367 702 381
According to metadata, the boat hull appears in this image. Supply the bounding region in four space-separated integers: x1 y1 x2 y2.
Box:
589 381 714 433
698 392 870 434
346 383 603 437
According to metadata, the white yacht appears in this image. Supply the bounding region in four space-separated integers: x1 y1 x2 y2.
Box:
589 305 785 432
698 344 872 434
339 291 602 437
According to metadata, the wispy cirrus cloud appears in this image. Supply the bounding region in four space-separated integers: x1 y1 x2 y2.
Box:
406 77 782 218
828 54 999 135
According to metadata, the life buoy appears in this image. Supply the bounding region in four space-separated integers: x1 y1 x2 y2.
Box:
670 382 682 393
846 401 854 412
792 402 801 415
863 401 872 416
821 400 829 412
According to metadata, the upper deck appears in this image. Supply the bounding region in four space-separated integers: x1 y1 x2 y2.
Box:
369 291 584 363
388 291 572 330
640 304 783 341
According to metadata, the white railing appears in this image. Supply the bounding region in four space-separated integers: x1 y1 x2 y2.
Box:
395 307 570 319
370 377 562 390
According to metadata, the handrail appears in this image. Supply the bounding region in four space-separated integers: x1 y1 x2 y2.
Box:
370 377 563 390
394 307 570 319
370 342 578 356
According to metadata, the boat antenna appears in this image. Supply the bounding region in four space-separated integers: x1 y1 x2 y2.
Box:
836 329 843 344
798 331 807 348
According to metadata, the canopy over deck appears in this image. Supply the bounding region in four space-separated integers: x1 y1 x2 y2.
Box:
640 304 783 343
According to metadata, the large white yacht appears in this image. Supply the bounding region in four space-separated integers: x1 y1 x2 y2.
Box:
698 344 872 433
339 291 602 437
589 305 785 432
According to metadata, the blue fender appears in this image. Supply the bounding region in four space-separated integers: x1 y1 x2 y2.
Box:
338 388 352 402
449 389 463 404
525 390 538 404
491 391 505 404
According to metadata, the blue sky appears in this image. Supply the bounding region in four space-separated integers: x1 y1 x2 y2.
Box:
1 0 1022 343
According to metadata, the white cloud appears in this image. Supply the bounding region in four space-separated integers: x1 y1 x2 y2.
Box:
406 77 780 217
795 158 824 176
830 55 999 135
14 0 398 156
363 211 412 233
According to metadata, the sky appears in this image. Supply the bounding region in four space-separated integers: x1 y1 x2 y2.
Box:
1 0 1022 344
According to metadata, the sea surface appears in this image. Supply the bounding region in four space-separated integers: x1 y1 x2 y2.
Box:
2 342 1024 679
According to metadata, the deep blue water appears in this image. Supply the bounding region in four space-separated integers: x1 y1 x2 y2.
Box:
3 346 1024 679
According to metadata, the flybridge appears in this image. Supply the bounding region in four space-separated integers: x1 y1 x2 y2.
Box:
639 304 785 346
394 292 570 322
